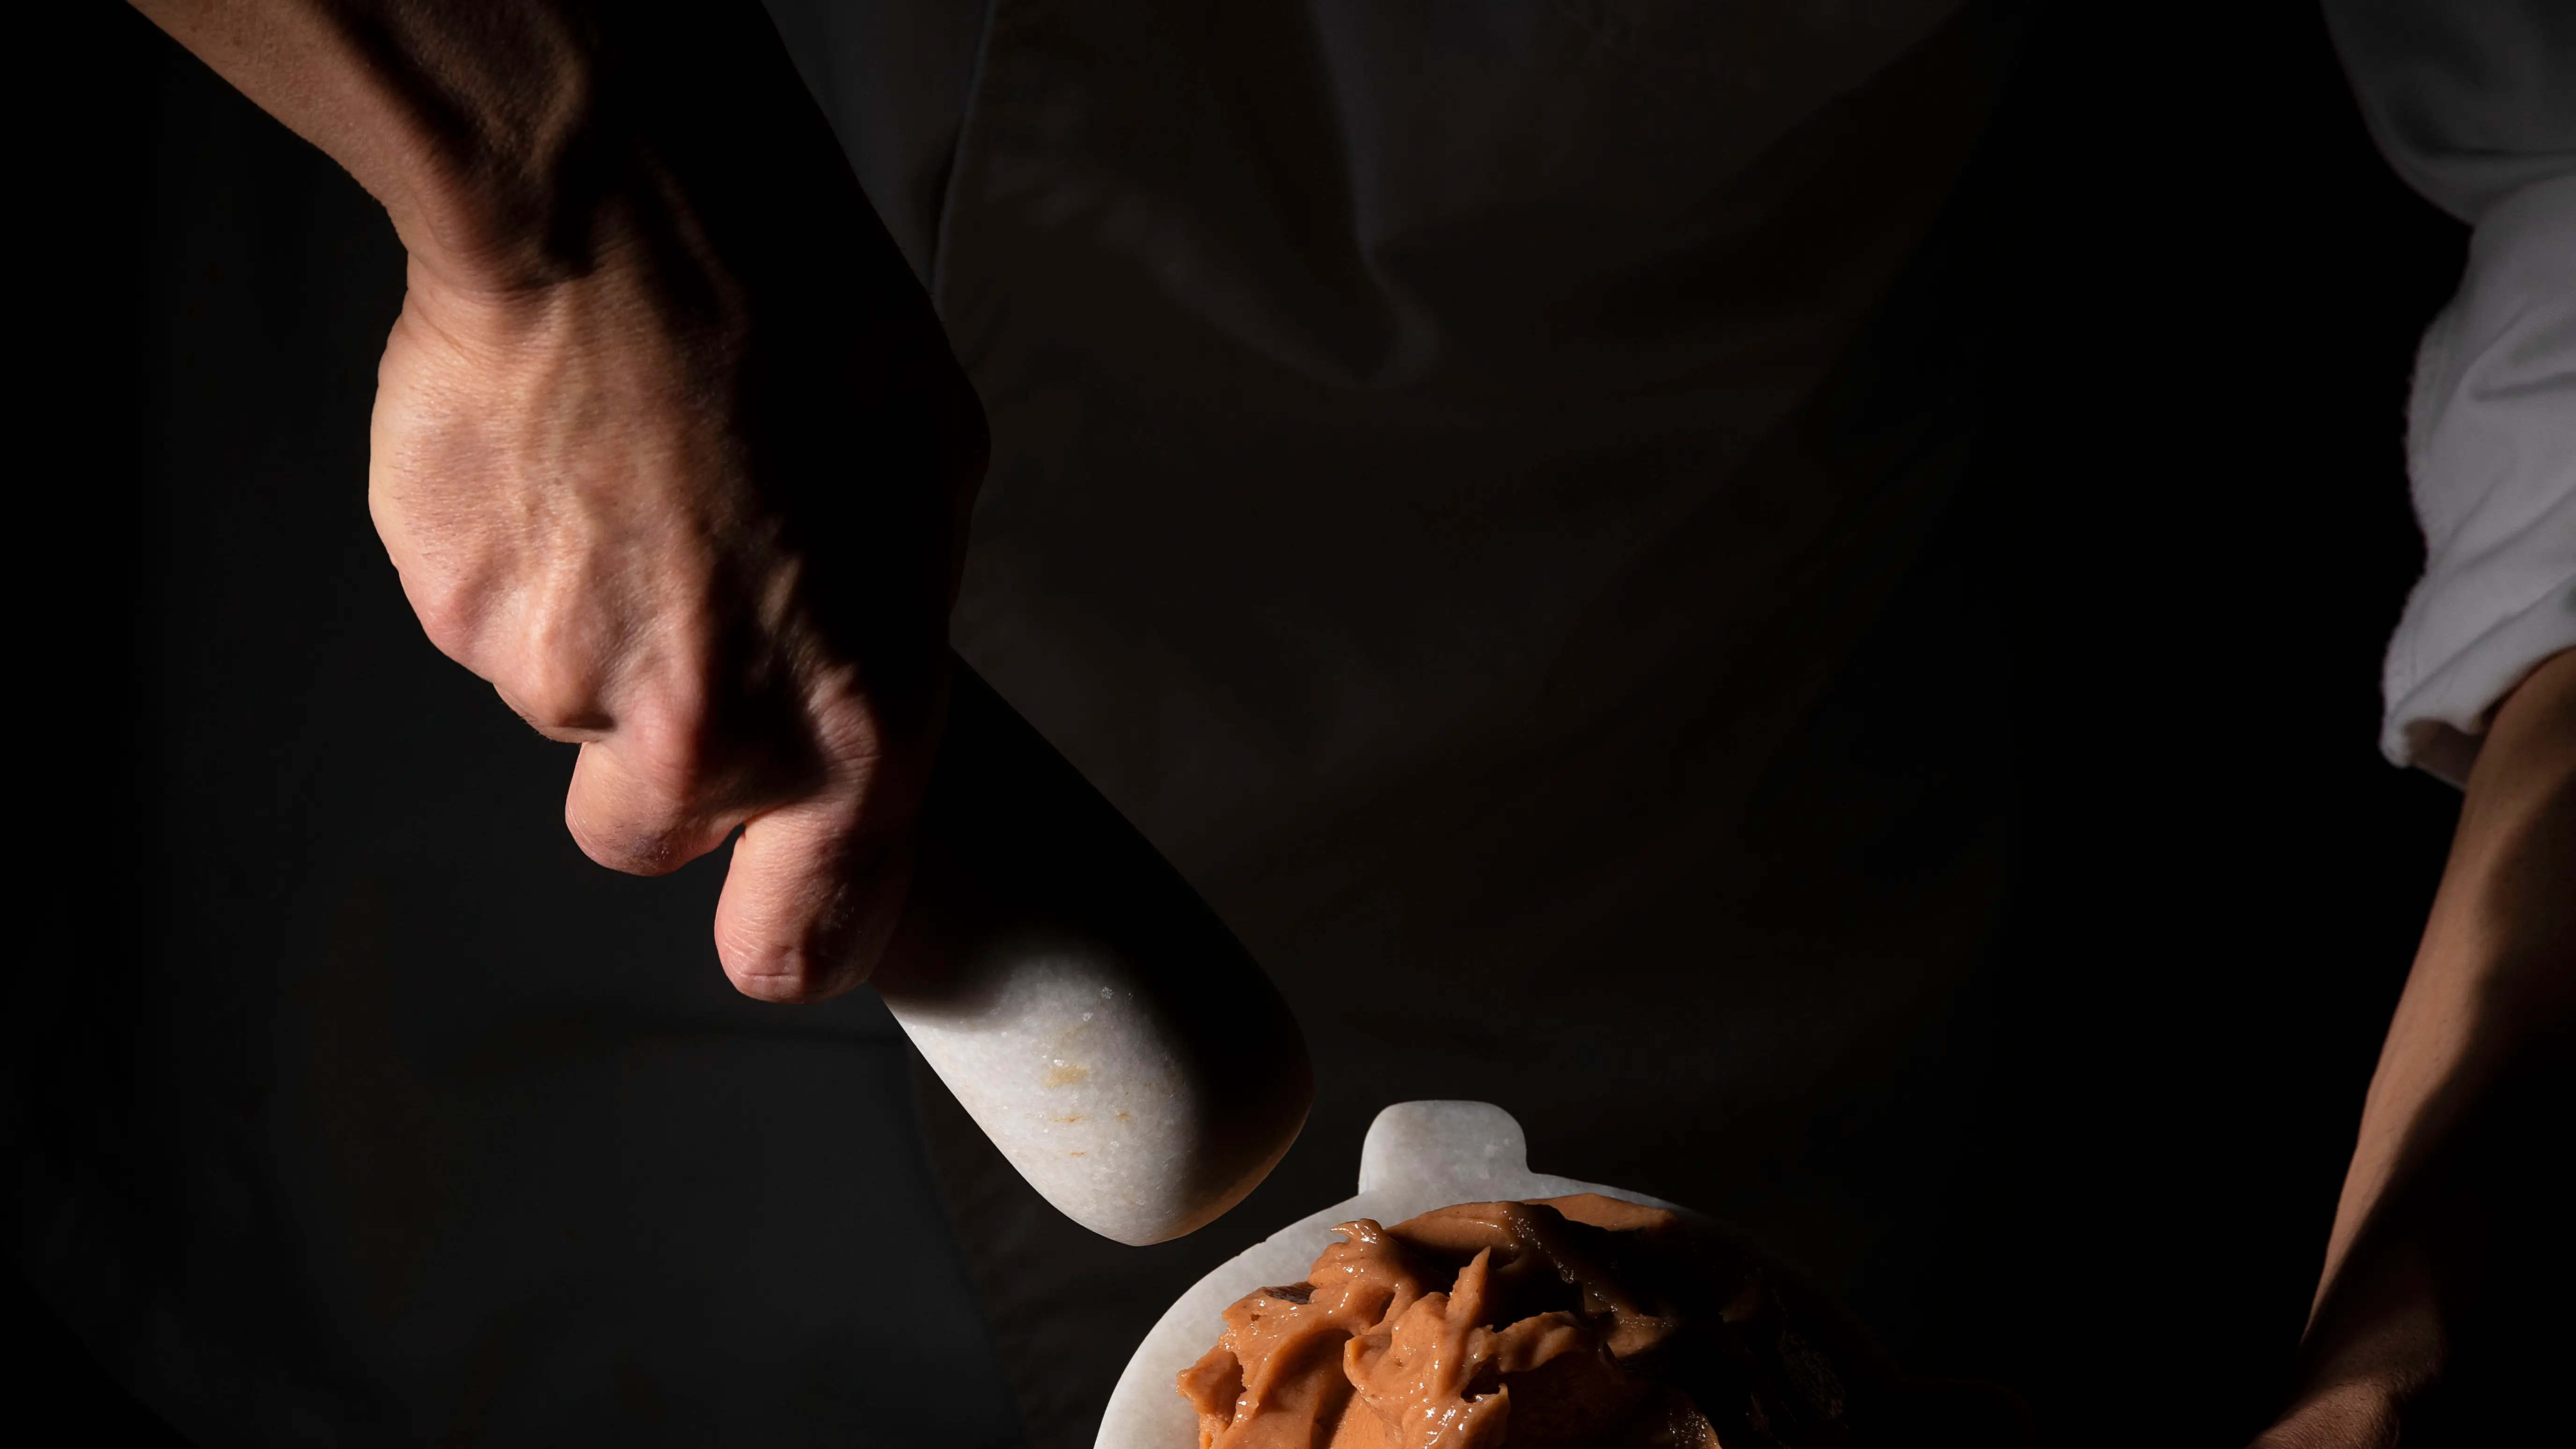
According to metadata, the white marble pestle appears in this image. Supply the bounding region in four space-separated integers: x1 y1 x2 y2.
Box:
1092 1100 1677 1449
870 660 1312 1247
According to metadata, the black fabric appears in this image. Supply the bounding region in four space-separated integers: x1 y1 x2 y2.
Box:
904 2 2466 1446
906 0 2036 1439
761 0 989 288
908 12 2035 1431
2002 6 2470 1439
11 4 2470 1449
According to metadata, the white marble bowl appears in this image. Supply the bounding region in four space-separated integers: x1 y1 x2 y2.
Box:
1093 1101 1678 1449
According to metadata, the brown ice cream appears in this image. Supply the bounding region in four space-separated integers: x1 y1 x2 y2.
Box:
1178 1195 1856 1449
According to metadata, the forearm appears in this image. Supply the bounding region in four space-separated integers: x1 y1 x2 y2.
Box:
2300 646 2576 1392
128 0 877 294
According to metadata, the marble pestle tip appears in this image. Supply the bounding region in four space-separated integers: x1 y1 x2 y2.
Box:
871 660 1312 1246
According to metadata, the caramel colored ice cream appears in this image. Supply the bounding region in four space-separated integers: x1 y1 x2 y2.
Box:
1178 1195 1854 1449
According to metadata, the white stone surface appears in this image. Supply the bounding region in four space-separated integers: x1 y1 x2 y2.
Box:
887 955 1206 1247
1093 1101 1677 1449
874 659 1310 1248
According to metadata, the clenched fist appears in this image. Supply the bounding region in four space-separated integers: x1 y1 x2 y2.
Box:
137 0 986 1001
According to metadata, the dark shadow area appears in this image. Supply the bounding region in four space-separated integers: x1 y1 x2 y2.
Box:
1999 2 2470 1444
0 1271 192 1449
12 2 2477 1446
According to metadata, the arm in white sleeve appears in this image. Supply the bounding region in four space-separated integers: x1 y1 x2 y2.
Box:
2324 1 2576 785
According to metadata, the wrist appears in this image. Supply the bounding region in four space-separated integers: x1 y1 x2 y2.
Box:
366 3 876 305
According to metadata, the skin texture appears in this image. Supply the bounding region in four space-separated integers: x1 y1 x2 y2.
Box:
2253 646 2576 1446
129 0 987 1001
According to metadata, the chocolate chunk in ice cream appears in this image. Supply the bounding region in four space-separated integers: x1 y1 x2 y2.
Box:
1178 1194 1856 1449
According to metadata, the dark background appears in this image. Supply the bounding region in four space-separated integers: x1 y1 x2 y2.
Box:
2000 1 2465 1437
13 2 2466 1445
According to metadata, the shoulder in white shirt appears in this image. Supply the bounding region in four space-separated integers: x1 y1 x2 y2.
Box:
2326 0 2576 783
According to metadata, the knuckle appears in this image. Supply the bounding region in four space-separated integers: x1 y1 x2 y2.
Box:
615 701 725 806
565 740 737 878
565 798 694 877
486 659 610 742
402 573 487 663
510 669 609 735
506 589 620 733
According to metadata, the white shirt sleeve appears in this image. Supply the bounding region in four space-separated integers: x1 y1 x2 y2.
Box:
2324 1 2576 785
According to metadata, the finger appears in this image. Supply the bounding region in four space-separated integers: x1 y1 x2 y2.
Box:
494 682 612 744
564 737 744 876
711 791 915 1003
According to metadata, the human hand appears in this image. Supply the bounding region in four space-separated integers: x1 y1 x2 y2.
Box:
374 205 983 1002
127 0 987 1001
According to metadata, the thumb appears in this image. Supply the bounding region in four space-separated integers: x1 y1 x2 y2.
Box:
711 791 916 1003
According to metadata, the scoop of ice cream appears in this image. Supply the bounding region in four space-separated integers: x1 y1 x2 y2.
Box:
1177 1194 1852 1449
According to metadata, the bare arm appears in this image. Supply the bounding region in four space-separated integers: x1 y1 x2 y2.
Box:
129 1 987 1000
2257 644 2576 1444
